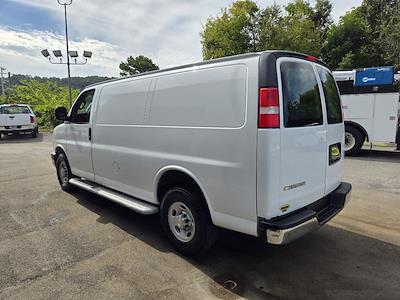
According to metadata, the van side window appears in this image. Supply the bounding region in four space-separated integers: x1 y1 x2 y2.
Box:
70 90 95 123
281 61 323 127
317 66 343 124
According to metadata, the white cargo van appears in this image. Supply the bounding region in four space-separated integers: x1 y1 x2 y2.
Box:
52 51 351 255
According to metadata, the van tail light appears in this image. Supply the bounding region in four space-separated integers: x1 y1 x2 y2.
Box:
30 116 35 123
306 55 317 62
258 87 280 128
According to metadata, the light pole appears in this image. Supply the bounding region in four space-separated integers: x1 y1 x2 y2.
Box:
58 0 73 107
41 0 92 108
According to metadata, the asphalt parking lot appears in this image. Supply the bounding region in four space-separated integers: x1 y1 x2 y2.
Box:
0 133 399 300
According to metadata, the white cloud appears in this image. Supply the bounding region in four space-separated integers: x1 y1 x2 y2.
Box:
1 0 362 77
0 26 126 77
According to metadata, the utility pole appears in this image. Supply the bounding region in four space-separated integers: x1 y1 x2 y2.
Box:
0 67 6 97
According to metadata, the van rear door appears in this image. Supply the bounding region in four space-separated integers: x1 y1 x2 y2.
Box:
315 65 344 194
277 58 327 213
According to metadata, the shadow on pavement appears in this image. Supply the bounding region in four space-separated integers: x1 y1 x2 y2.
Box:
346 149 400 163
71 189 400 299
0 132 44 144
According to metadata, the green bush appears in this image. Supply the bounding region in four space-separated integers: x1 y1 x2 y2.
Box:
4 80 79 128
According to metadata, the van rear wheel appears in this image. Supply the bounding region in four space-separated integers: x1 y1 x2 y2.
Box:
345 125 364 156
160 186 217 256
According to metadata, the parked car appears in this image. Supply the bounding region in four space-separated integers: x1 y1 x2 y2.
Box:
0 104 38 139
51 51 352 255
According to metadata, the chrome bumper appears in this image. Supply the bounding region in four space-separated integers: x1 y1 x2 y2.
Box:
263 182 352 245
266 218 320 244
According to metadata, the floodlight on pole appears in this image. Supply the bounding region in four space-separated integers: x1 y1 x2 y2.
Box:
41 49 50 58
69 50 78 58
83 51 92 58
53 50 63 57
40 0 92 108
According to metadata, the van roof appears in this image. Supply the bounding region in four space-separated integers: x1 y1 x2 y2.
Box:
85 51 329 89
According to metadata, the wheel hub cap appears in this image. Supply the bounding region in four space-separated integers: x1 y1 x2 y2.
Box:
58 161 69 184
168 202 195 242
345 132 356 151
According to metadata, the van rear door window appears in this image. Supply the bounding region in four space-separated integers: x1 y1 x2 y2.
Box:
281 61 323 127
317 66 343 124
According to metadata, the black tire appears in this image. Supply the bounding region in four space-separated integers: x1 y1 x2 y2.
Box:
31 129 37 138
345 125 364 156
160 186 217 256
55 153 75 192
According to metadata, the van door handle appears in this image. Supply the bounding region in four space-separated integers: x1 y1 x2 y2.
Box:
88 127 92 141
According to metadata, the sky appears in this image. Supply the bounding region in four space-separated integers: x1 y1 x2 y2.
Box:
0 0 362 78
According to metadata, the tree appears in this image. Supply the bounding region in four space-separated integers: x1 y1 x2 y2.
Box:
379 9 400 67
258 4 284 50
6 80 80 128
200 0 260 60
279 0 323 56
119 55 159 76
202 0 331 60
312 0 333 39
321 8 372 69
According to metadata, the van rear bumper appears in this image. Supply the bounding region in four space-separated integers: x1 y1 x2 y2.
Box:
259 182 352 245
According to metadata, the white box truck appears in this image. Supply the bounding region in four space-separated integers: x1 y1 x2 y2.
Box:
51 51 351 255
333 67 400 155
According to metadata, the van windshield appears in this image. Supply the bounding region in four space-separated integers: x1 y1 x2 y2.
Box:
0 106 30 114
317 66 343 124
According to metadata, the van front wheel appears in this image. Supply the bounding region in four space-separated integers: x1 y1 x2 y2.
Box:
56 153 75 192
160 187 217 256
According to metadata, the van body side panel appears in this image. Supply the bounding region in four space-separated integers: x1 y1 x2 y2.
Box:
341 92 398 143
149 65 247 127
371 93 399 142
91 58 259 236
91 78 153 200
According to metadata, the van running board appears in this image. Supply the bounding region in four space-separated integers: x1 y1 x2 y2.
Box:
69 178 159 215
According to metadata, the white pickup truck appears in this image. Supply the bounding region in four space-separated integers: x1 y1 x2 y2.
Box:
0 104 39 139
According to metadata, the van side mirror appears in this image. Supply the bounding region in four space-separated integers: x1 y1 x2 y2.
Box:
55 107 68 121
